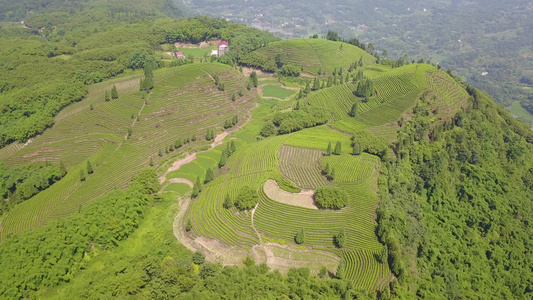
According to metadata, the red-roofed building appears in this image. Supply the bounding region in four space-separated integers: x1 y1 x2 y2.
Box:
175 51 185 59
218 41 229 56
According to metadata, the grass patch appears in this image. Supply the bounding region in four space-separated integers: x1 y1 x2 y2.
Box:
509 101 533 124
262 85 296 99
164 183 191 195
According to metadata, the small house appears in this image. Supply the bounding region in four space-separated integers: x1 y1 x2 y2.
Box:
218 41 229 56
175 52 185 59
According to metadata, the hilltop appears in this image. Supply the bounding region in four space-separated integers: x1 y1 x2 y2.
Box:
0 8 532 300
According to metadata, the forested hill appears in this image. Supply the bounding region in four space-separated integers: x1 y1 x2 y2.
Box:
0 0 185 22
378 90 533 298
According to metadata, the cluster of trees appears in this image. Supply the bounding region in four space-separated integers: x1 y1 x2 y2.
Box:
218 140 236 168
224 186 258 211
0 161 66 216
0 168 160 298
326 141 342 156
223 115 239 129
350 131 388 158
260 108 329 137
377 88 533 298
314 186 348 209
353 79 375 101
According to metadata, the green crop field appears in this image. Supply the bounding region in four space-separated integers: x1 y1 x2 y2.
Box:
262 85 297 99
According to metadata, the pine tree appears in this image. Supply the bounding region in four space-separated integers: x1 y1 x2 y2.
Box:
191 184 199 198
332 67 337 76
219 150 227 168
350 102 358 117
90 104 94 110
229 141 236 153
353 143 361 155
358 56 363 67
232 115 238 125
239 89 244 96
86 160 94 174
323 162 330 175
326 142 332 156
247 80 253 90
143 62 154 90
295 101 300 110
105 90 110 101
196 176 202 192
149 158 154 167
111 85 118 99
80 169 86 182
334 141 342 155
295 228 305 244
204 168 214 184
304 82 311 95
298 89 303 99
340 74 344 84
158 148 163 157
329 167 336 181
336 258 345 279
312 77 319 91
224 120 232 129
59 161 67 177
175 138 183 149
250 71 258 87
232 93 236 102
339 67 343 75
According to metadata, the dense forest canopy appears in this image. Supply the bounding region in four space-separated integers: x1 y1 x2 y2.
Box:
185 0 533 121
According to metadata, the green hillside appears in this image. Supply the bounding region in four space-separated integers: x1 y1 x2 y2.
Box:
241 38 376 75
0 5 532 300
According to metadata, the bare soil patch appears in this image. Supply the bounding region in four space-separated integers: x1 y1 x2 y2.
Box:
168 178 194 188
158 153 196 184
263 179 318 209
242 67 267 77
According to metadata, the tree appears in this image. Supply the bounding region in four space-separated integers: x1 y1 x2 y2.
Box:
315 186 347 209
205 168 214 184
326 142 332 156
352 143 362 155
250 71 258 87
335 228 346 248
192 251 205 265
175 138 183 149
294 101 300 110
349 102 358 117
206 128 214 141
191 184 199 198
223 194 233 209
333 141 341 155
224 119 233 129
336 258 345 279
312 77 319 91
232 93 236 102
295 228 305 244
142 61 154 90
328 167 336 181
238 89 244 96
218 150 227 168
323 162 330 175
111 85 118 99
304 82 311 95
232 115 238 125
247 80 253 90
158 148 163 157
90 104 94 110
234 186 258 211
86 160 94 174
260 123 276 137
80 169 86 182
378 246 388 264
105 90 110 101
195 176 202 192
298 89 303 99
59 161 67 177
149 158 154 167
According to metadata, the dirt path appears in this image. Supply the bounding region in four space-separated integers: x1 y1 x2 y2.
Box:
158 153 196 184
210 131 228 148
263 179 318 209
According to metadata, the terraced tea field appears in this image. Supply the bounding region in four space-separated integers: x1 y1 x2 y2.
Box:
0 63 255 240
242 38 376 75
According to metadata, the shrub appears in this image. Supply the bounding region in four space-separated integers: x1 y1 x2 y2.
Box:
315 186 348 209
234 186 258 211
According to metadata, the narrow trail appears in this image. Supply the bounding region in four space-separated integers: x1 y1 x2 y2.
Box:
303 39 326 72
